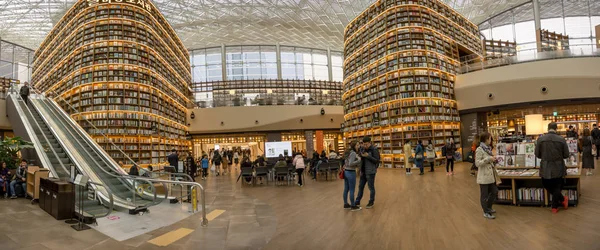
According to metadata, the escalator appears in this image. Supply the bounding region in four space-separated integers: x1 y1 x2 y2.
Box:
7 90 208 224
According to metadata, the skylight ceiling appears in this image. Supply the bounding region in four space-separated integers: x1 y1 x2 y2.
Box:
0 0 531 51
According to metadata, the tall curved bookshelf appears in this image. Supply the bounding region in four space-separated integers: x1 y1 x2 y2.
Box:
342 0 482 168
31 0 191 166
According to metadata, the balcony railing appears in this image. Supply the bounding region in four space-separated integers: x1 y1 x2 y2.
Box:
195 97 342 108
459 44 600 74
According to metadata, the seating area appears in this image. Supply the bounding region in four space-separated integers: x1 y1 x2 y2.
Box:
238 159 344 186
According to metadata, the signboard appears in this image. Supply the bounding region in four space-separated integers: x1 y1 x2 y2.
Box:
265 142 292 158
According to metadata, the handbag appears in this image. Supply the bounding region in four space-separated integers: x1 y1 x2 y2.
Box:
338 167 345 179
593 144 597 156
415 154 423 160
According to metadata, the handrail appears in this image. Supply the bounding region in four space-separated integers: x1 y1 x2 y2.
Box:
13 93 70 177
459 44 600 74
39 90 207 225
6 93 56 177
86 181 115 219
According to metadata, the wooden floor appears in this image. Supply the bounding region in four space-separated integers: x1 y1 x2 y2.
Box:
1 162 600 250
247 162 600 250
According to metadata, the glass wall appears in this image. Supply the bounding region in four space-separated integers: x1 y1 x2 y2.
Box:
0 40 33 83
478 0 599 54
190 45 343 83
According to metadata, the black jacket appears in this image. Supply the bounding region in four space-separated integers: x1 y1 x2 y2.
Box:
167 153 178 167
566 130 578 139
535 131 569 179
20 85 29 96
361 145 381 175
186 156 197 174
592 128 600 144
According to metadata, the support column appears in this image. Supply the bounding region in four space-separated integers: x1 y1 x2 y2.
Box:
327 47 333 81
221 44 227 81
532 0 541 31
276 43 282 80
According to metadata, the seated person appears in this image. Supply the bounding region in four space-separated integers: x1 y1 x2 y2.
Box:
274 155 287 181
240 157 253 184
254 156 266 184
9 160 28 199
141 165 153 178
0 162 9 198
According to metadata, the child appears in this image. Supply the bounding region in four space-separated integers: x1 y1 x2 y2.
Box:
201 155 209 180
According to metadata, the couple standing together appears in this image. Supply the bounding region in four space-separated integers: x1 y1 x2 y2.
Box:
343 137 380 211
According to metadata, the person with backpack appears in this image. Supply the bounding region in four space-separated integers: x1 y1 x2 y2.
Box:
415 140 425 175
444 139 457 175
212 150 222 176
343 140 361 211
355 136 380 209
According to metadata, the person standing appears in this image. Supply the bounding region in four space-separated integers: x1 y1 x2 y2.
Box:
201 155 209 180
292 153 305 187
403 141 412 175
415 140 425 175
566 125 578 138
20 82 30 105
212 150 222 176
233 151 240 169
476 132 499 219
343 140 361 211
0 162 10 198
579 128 595 176
445 139 457 175
355 137 380 209
185 152 197 181
426 140 436 172
592 124 600 161
167 149 178 172
535 122 570 214
469 136 480 177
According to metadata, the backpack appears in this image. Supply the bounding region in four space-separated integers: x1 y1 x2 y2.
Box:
441 145 447 157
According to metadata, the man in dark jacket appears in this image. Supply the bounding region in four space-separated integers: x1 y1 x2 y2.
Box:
186 152 197 181
592 124 600 160
566 125 578 139
20 82 30 105
9 159 28 198
355 136 380 209
167 149 178 172
535 122 570 213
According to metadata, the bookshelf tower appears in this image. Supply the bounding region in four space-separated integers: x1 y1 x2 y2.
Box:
342 0 482 168
31 0 191 166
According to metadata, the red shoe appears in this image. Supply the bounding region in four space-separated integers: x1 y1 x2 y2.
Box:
562 196 569 209
552 208 559 214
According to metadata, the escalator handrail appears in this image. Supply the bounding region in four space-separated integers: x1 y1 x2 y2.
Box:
9 93 65 178
34 97 161 208
46 89 196 183
50 91 140 168
87 181 115 218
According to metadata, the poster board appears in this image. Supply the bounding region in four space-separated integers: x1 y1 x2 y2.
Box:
265 141 292 158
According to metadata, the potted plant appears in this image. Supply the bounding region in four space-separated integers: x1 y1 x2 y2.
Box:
0 136 34 169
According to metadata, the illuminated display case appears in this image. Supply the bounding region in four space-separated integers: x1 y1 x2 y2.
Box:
343 0 482 168
31 0 191 165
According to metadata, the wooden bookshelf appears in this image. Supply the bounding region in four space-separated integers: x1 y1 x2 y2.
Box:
536 29 570 52
0 77 19 96
483 39 516 59
342 0 481 168
31 0 191 165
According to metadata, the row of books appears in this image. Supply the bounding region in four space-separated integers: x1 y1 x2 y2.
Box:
517 188 545 202
498 190 513 201
549 190 578 202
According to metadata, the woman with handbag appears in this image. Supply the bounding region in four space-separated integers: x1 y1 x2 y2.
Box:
343 140 362 211
445 139 457 175
415 140 425 175
476 132 499 219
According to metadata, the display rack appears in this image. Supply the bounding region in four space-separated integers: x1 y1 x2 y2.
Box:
31 0 191 165
483 39 516 59
495 171 581 207
536 29 570 52
342 0 481 168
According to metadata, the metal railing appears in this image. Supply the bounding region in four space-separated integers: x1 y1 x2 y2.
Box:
459 44 600 73
196 97 342 108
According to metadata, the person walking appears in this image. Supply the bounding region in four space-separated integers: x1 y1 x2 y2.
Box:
415 140 425 175
444 139 457 175
185 152 197 182
292 153 305 187
579 128 595 176
201 155 209 180
20 82 30 105
592 124 600 161
476 132 499 219
355 137 380 209
426 140 436 172
535 122 570 214
233 151 240 169
212 150 222 176
403 141 412 175
167 149 178 172
343 140 362 211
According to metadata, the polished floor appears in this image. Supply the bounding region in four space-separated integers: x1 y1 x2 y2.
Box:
1 162 600 250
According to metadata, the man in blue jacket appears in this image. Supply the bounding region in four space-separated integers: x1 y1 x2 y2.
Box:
355 137 380 209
